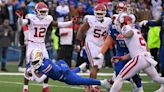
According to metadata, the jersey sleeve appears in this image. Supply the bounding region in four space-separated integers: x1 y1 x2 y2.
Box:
83 15 93 27
47 15 53 23
83 15 89 23
25 14 33 24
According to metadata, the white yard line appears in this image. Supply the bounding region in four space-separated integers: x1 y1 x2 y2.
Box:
0 72 150 76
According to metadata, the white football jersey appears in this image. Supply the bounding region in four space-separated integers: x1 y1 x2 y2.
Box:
84 15 112 47
121 25 148 58
25 14 53 43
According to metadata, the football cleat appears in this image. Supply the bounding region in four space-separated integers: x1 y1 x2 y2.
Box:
42 87 50 92
23 89 28 92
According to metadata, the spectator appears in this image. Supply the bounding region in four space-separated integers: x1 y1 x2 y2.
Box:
87 0 98 15
0 19 13 71
57 16 74 67
151 0 162 19
0 0 4 24
106 2 114 17
136 3 152 22
56 0 69 22
137 0 146 9
3 0 18 31
69 1 78 17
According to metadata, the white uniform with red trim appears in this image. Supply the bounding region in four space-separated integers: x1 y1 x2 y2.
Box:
110 25 164 92
25 14 53 64
84 15 112 69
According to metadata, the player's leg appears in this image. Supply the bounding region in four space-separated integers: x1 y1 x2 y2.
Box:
114 59 143 91
85 42 103 91
143 65 164 84
61 71 110 90
71 62 87 73
111 56 147 92
41 44 50 92
23 43 32 92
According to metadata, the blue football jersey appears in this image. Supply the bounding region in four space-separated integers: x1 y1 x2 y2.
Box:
109 25 129 56
37 59 66 80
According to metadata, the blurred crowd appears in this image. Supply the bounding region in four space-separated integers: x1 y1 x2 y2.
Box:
0 0 163 71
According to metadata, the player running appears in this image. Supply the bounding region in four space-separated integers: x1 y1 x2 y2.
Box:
76 3 112 91
109 14 164 92
25 48 110 91
109 14 143 92
16 2 77 92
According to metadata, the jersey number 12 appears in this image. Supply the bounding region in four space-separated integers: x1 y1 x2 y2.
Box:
34 27 46 37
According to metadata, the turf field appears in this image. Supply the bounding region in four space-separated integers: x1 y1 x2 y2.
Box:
0 62 160 92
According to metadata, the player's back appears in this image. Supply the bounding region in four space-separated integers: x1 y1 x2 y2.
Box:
84 15 112 46
109 25 129 55
37 59 64 80
121 25 148 58
25 14 53 43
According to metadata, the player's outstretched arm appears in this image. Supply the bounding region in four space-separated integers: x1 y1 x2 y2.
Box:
111 54 131 63
31 68 47 83
51 21 73 28
51 16 77 27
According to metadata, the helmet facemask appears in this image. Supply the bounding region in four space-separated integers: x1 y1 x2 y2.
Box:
94 10 106 21
36 8 49 19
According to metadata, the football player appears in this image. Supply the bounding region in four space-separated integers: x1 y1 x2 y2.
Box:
25 48 110 91
16 2 77 92
76 3 112 91
109 14 164 92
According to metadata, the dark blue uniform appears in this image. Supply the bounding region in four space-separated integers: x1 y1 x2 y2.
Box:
35 59 101 85
109 25 142 88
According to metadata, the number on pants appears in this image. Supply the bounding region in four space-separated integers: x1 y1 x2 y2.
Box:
34 27 46 37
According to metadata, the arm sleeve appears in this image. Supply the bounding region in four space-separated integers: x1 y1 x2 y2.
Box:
31 70 47 83
147 19 162 26
58 21 72 28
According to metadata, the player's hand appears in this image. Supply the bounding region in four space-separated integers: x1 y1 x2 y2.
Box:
72 16 78 23
139 20 148 27
94 53 104 60
117 34 124 39
111 56 122 63
15 9 24 18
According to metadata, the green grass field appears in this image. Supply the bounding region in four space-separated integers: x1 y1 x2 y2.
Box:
0 62 160 92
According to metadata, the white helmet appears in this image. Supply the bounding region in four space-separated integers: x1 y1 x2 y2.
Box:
117 13 133 26
94 4 107 21
35 2 49 19
30 48 44 69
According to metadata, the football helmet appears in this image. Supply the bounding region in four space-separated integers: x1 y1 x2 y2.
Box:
30 48 44 69
35 2 48 19
94 4 107 21
116 2 127 14
118 13 132 26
